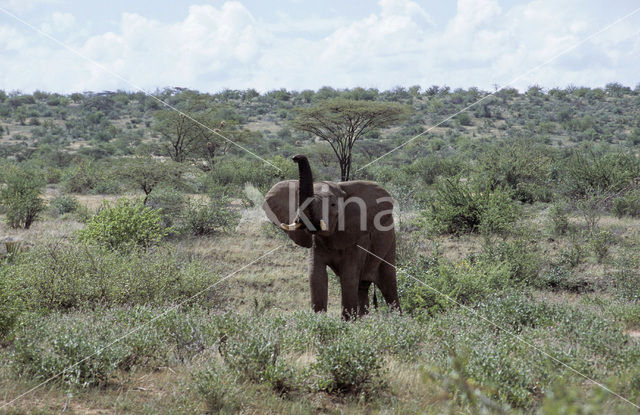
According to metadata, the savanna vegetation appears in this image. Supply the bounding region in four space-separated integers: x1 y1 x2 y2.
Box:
1 83 640 413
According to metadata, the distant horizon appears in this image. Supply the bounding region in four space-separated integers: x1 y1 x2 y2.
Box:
3 81 640 97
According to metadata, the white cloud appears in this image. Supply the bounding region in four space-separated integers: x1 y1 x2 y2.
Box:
0 0 638 93
40 11 76 35
76 3 262 91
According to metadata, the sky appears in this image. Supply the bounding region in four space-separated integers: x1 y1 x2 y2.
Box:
0 0 639 94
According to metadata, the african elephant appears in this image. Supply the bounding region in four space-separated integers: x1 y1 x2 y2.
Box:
262 154 401 320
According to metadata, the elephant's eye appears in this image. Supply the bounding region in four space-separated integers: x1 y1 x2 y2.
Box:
331 202 336 207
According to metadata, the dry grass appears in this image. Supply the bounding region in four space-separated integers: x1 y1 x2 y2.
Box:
0 366 202 414
244 119 282 133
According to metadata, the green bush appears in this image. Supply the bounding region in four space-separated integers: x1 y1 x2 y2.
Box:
0 167 45 229
536 266 590 293
13 312 130 386
398 255 510 316
350 312 427 360
562 151 640 199
146 186 186 228
558 237 584 268
475 291 556 333
411 155 465 185
183 196 239 236
205 156 297 194
588 230 613 263
220 324 298 394
612 190 640 218
10 307 204 387
62 161 121 194
49 194 79 216
194 363 241 413
78 198 169 249
11 309 166 387
548 202 570 235
0 275 20 341
285 311 349 352
0 243 211 311
314 333 386 396
425 177 519 235
480 239 540 285
425 293 640 408
614 254 640 301
475 141 554 203
61 161 98 193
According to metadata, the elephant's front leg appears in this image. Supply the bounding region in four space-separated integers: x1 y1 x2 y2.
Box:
339 263 360 320
309 249 328 313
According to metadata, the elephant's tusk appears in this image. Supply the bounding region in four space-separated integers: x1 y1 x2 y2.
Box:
280 222 302 231
319 219 328 231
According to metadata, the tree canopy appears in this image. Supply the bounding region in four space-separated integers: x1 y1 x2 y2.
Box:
290 98 410 181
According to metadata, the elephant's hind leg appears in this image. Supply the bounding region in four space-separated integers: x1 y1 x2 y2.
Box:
376 251 401 312
358 280 372 316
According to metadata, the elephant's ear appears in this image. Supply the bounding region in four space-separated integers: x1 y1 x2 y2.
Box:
262 180 312 248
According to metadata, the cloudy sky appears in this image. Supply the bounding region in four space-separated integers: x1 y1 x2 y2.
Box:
0 0 639 94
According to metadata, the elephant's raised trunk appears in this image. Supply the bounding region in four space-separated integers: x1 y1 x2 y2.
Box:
292 154 314 208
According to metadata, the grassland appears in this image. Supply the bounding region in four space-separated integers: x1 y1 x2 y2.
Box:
1 85 640 413
1 191 640 414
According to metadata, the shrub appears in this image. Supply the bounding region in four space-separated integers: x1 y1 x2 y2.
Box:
424 292 640 408
612 190 640 218
222 326 278 381
61 161 98 193
398 255 510 316
0 168 45 229
411 155 465 185
314 333 386 396
350 312 427 360
286 311 349 352
576 192 605 233
456 112 473 126
11 307 189 387
480 239 540 285
475 291 556 333
205 156 297 194
425 177 519 235
220 324 298 394
0 243 211 311
558 237 584 268
0 275 20 341
194 363 241 413
49 194 79 216
614 254 640 301
548 202 570 235
146 186 186 228
562 151 640 199
78 198 169 249
183 196 239 236
588 230 613 263
474 141 554 203
12 312 131 386
537 266 591 293
62 161 121 194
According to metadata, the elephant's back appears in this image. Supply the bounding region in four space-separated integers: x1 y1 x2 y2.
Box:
338 180 393 204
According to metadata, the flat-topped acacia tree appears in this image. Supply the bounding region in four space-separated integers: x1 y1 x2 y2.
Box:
290 98 410 181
